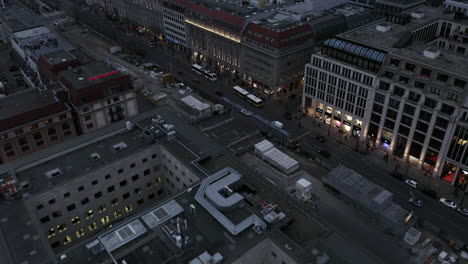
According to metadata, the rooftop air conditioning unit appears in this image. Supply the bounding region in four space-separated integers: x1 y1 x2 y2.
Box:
411 11 425 19
423 48 440 59
376 23 391 32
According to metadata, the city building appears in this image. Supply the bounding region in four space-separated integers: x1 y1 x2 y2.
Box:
0 0 43 44
58 62 139 134
241 16 314 93
0 84 76 164
444 0 468 16
185 3 245 73
161 0 191 53
10 25 75 86
0 117 351 263
302 5 468 186
38 49 81 82
102 0 163 35
347 0 427 14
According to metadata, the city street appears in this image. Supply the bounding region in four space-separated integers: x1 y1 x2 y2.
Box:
59 8 467 256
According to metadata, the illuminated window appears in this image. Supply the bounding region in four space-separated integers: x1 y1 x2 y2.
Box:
125 205 133 213
88 222 98 231
87 210 94 219
156 177 161 184
98 204 106 213
63 235 72 245
47 228 55 238
71 217 80 225
57 224 67 233
114 210 122 219
101 216 110 225
111 198 118 206
76 229 85 238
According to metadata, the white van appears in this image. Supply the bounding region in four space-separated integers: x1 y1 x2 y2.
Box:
271 121 284 129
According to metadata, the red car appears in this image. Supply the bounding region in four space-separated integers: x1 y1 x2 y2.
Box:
192 78 200 83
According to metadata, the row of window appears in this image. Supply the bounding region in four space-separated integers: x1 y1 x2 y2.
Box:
2 123 73 158
311 57 374 86
48 191 162 249
0 114 68 140
388 57 467 89
39 176 162 225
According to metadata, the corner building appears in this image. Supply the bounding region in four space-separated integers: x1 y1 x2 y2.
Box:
303 5 468 186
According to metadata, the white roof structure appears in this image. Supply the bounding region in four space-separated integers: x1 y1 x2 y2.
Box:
254 139 274 154
254 140 299 174
263 148 299 174
181 95 211 111
296 178 312 189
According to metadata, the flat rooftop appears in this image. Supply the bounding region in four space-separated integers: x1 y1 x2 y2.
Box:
0 86 67 131
340 6 448 51
13 26 76 59
393 41 468 77
61 155 330 264
0 0 43 33
339 5 468 75
60 62 127 90
42 49 77 65
375 0 426 7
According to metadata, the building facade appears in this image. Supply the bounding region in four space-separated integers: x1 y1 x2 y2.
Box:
58 62 139 134
302 6 468 187
103 0 163 35
19 129 200 251
185 4 244 73
0 85 77 164
161 0 190 52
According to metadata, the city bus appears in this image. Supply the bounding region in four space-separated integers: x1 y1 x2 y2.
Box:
192 64 205 75
246 94 263 107
203 71 217 81
233 86 249 98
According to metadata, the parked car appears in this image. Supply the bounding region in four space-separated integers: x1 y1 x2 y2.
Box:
240 109 252 117
409 197 423 208
191 78 200 83
315 135 327 143
457 207 468 217
439 198 457 209
421 188 438 199
404 179 418 189
271 121 284 129
391 171 405 181
178 71 185 75
318 150 331 158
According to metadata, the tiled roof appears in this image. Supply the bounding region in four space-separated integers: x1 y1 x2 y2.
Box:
189 4 246 28
243 23 312 49
0 101 67 131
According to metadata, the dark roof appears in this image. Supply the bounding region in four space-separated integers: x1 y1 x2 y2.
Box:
243 23 312 49
0 86 68 131
41 49 77 65
59 62 127 90
189 4 246 28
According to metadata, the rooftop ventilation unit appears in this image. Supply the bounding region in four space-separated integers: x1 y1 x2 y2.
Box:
89 152 101 161
45 168 63 179
112 142 127 152
423 48 440 59
152 206 170 221
411 11 425 19
116 225 136 241
376 23 391 32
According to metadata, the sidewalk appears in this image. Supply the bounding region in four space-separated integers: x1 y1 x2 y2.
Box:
299 116 457 201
